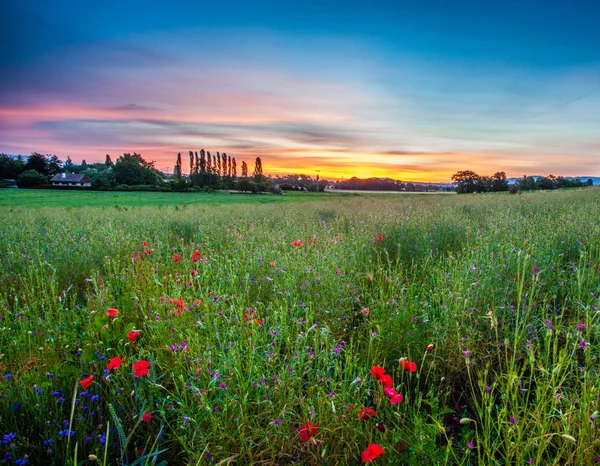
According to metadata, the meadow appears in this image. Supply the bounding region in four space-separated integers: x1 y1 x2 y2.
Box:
0 188 599 465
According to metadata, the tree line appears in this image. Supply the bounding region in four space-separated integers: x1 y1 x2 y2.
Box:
171 150 271 192
0 152 280 193
451 170 593 194
332 177 453 192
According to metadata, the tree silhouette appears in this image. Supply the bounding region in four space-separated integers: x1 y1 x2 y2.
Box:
451 170 479 194
253 157 263 183
175 152 182 179
492 171 508 191
200 149 206 178
63 156 74 172
47 155 62 176
241 161 248 177
24 153 49 175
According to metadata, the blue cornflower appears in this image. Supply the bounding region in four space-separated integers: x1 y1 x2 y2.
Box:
4 374 12 380
1 432 17 444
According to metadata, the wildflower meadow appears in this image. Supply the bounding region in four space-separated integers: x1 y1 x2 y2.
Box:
1 188 599 465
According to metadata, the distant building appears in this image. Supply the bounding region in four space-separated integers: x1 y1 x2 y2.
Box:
50 173 92 187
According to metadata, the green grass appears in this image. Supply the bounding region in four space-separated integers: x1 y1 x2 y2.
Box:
0 187 599 465
0 189 351 209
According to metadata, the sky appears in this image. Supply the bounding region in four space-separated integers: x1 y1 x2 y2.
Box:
1 0 599 182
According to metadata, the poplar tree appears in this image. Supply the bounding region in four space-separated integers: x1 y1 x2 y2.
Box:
175 152 182 179
253 157 263 183
200 149 206 177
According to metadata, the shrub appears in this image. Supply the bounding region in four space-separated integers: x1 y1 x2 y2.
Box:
16 169 48 188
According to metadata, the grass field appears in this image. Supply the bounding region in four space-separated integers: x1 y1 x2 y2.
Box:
0 189 327 209
1 188 599 465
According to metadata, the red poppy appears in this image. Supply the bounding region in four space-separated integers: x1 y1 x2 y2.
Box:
106 308 119 317
389 392 403 406
128 330 141 342
400 360 417 372
299 421 318 442
106 357 123 370
142 412 153 423
358 407 377 420
173 253 180 263
191 251 201 263
292 240 302 247
310 237 317 244
80 375 94 390
142 241 149 247
379 374 393 389
370 366 385 380
269 262 275 268
145 249 152 255
362 444 385 462
426 344 434 351
376 235 384 242
383 388 403 404
133 360 150 377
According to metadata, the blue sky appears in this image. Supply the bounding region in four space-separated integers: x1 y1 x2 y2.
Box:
1 0 598 180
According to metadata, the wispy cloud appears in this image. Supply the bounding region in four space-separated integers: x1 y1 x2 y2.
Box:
1 28 599 180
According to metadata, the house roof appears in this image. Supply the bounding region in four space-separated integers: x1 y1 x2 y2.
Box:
50 173 90 182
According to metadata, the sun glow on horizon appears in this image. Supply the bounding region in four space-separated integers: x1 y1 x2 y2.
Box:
1 21 599 181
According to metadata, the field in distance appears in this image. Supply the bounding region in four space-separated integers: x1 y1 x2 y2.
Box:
0 188 454 209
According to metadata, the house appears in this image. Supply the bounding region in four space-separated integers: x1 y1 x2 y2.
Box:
50 173 92 187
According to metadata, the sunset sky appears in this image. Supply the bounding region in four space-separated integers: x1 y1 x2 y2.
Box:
1 1 599 181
